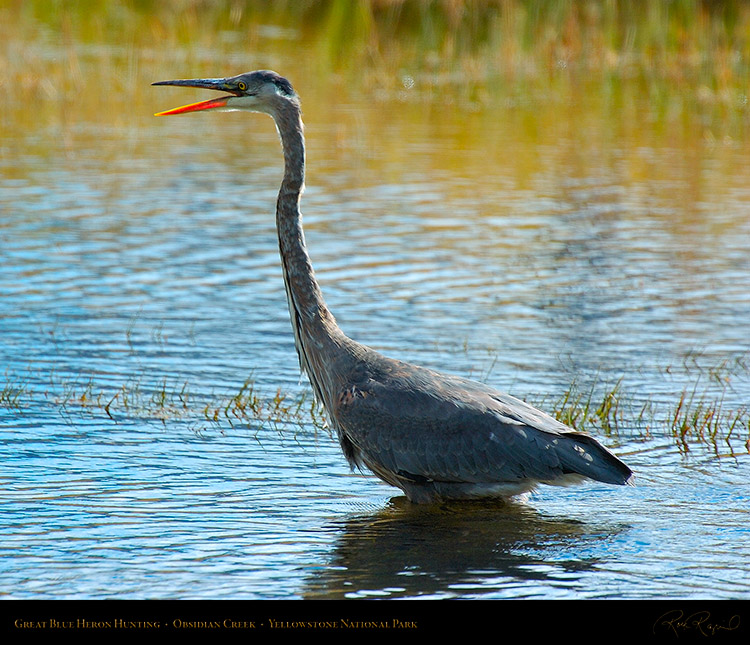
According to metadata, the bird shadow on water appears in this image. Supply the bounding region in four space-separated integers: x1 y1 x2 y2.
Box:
302 495 630 599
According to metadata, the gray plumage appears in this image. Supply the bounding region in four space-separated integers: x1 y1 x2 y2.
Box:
154 70 634 503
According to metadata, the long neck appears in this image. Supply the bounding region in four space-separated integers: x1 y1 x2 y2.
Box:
272 98 346 407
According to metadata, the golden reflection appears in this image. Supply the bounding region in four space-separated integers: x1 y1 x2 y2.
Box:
2 1 749 240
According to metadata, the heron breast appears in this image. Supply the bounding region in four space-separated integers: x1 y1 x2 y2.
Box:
337 385 369 408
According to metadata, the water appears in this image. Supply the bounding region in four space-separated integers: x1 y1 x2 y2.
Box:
2 3 750 602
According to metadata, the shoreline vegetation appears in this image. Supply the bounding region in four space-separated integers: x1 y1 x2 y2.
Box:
3 349 748 457
4 1 750 118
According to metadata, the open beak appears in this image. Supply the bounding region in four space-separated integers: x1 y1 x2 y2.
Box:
152 78 241 116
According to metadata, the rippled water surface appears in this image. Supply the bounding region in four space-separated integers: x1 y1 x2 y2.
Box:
2 3 750 601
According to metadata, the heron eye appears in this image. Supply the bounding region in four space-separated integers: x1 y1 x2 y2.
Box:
238 81 247 91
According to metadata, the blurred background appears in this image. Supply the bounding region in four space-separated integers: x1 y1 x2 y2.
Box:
1 0 749 600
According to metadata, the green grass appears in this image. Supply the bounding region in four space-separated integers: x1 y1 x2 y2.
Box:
2 2 748 457
535 353 750 457
201 376 326 432
0 371 30 409
1 369 328 435
544 374 749 456
2 358 748 456
548 376 625 435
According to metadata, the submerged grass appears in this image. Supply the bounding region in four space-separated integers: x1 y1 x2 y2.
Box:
2 357 748 456
2 369 328 435
202 376 326 433
2 0 749 457
548 376 625 435
670 383 750 456
544 374 750 457
539 352 750 457
1 371 31 410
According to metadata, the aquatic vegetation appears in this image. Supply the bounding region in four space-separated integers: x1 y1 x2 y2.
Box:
0 368 328 435
670 382 750 457
2 355 748 457
201 377 326 432
546 374 750 456
2 1 748 459
541 353 750 457
0 372 30 409
548 376 624 435
4 0 750 125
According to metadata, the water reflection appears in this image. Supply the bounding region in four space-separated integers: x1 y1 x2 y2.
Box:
305 498 628 599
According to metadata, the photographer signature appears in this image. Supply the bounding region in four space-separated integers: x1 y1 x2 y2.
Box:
653 609 741 638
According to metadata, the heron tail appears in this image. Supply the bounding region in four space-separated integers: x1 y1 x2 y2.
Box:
555 432 634 485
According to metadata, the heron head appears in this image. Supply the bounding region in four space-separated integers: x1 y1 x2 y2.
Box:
153 70 297 117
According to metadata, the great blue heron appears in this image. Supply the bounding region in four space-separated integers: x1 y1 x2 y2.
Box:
154 70 634 503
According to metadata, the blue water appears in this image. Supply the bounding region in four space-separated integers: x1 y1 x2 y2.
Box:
2 96 750 600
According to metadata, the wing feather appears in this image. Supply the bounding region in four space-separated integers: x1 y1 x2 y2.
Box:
333 363 632 487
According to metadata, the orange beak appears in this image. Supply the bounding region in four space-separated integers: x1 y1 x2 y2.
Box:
153 77 241 116
154 97 229 117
